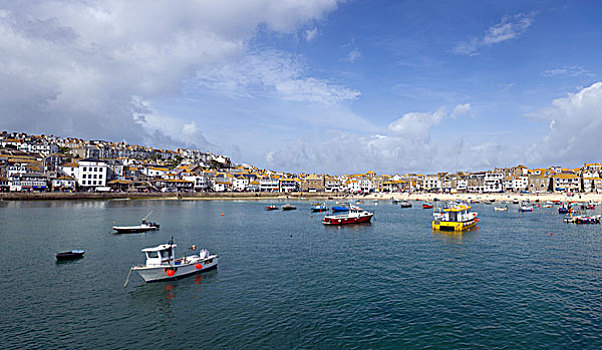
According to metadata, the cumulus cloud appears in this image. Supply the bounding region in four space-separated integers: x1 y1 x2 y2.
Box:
529 82 602 164
451 103 472 119
264 105 506 173
454 13 535 55
0 0 343 148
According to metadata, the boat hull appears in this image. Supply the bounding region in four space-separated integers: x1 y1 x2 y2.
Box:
432 218 478 231
56 251 85 260
133 257 218 282
113 227 158 233
322 214 373 225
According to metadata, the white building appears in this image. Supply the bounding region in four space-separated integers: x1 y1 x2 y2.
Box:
483 173 504 193
232 177 249 191
182 175 211 191
60 158 108 189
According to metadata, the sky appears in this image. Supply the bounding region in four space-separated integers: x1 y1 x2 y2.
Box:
2 0 602 174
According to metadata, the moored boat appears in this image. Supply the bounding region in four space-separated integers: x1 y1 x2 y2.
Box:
322 205 373 225
432 204 479 231
282 203 297 211
422 203 433 209
493 206 508 211
311 202 328 212
56 250 85 260
113 219 160 233
519 204 533 212
564 214 601 224
400 201 412 208
127 238 218 284
558 205 571 214
266 205 279 211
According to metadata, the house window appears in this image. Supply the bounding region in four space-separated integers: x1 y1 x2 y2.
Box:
83 167 87 171
94 167 98 172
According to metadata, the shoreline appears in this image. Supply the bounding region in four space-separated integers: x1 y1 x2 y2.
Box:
0 191 599 202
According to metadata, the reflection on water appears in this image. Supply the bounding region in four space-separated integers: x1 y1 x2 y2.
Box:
432 227 479 244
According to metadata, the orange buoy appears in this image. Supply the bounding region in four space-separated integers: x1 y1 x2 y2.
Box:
550 232 553 236
221 213 224 216
165 269 175 277
195 263 203 270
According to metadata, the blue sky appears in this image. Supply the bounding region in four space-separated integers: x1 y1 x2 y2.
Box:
2 0 602 174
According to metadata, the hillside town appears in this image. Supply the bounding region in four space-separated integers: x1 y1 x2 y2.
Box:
0 130 601 195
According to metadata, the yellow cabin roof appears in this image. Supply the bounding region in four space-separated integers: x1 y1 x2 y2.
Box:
443 204 471 212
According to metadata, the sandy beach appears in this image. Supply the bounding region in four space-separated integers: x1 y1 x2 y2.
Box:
363 192 600 203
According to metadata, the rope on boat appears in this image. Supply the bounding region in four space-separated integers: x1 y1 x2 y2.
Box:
123 267 133 288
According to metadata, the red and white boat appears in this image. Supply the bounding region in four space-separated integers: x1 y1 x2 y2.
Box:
422 203 433 209
322 205 373 225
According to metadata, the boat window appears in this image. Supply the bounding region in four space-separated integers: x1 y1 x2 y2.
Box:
206 259 213 264
160 250 171 258
448 212 458 222
147 251 158 258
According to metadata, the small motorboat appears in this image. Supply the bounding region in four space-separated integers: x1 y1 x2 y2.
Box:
311 202 328 212
266 205 279 211
400 201 412 208
493 206 508 211
281 203 297 211
519 204 533 212
125 238 218 285
422 203 433 209
113 212 160 233
392 199 400 204
322 205 373 225
558 206 571 214
56 250 85 260
564 214 601 224
113 219 160 233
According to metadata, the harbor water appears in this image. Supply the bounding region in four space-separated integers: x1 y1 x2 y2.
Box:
2 199 602 348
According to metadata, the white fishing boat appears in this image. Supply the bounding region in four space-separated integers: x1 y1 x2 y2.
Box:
493 206 508 211
113 212 160 233
125 238 218 284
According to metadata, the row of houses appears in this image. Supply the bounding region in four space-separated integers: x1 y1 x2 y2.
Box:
2 131 602 194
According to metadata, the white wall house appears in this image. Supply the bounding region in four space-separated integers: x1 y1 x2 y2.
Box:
76 158 108 189
182 175 210 191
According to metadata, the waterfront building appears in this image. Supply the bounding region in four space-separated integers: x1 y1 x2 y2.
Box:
552 173 581 193
528 175 550 193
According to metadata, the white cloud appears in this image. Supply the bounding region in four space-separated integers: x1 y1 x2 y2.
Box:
542 65 592 77
529 81 602 164
454 13 535 55
305 27 318 41
451 103 472 119
346 49 362 62
264 106 510 173
194 50 360 105
0 0 343 147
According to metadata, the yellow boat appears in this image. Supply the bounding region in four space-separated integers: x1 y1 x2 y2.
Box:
432 204 479 231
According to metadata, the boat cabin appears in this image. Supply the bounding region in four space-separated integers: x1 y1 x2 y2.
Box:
141 243 176 267
435 205 473 222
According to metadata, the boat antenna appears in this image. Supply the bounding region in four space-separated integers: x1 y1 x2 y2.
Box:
169 236 174 245
143 211 153 220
